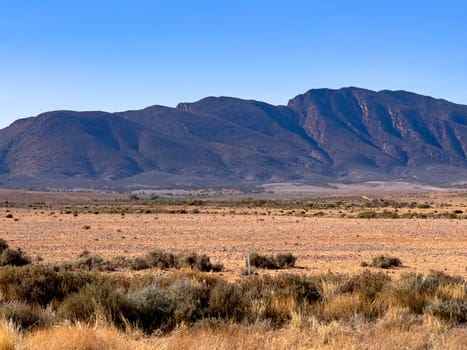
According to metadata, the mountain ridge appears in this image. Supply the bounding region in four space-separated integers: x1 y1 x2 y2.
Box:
0 87 466 190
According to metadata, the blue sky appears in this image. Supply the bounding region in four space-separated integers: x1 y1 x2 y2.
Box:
1 0 467 128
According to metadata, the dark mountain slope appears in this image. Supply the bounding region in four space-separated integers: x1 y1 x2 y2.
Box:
118 98 329 180
0 87 466 189
288 87 467 181
0 111 229 181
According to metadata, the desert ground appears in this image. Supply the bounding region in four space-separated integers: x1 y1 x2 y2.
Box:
0 188 465 349
0 188 465 278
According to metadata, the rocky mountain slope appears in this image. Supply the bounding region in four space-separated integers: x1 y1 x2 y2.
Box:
0 87 466 189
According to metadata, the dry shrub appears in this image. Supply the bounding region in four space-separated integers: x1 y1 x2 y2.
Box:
0 302 50 330
274 253 297 268
208 280 244 321
339 270 390 299
0 266 93 306
424 300 467 324
57 279 126 326
130 251 223 272
386 273 441 313
378 306 418 330
371 255 402 269
144 250 176 269
73 250 105 271
249 252 297 269
238 274 320 326
0 239 30 267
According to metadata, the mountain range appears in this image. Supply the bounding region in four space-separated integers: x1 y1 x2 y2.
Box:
0 87 466 190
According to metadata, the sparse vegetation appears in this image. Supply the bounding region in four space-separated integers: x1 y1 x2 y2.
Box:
249 252 297 269
0 192 465 348
0 238 31 267
0 265 463 348
371 255 402 269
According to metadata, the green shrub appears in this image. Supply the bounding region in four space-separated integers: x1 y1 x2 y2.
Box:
0 266 93 306
123 285 176 333
0 239 9 251
167 278 210 325
57 279 125 325
129 251 223 272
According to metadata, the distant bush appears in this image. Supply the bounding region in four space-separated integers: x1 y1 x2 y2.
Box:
130 251 223 272
357 211 378 218
145 250 176 269
417 203 431 209
249 252 297 269
184 199 204 206
73 250 105 271
177 253 223 272
0 239 31 267
371 255 402 269
275 253 297 268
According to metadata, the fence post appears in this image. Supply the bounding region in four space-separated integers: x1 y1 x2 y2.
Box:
247 248 251 276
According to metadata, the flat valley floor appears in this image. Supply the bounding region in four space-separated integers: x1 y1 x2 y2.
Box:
0 189 465 278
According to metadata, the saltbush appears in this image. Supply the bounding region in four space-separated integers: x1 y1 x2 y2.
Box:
371 255 402 269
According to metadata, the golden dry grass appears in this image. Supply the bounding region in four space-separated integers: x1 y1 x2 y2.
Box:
0 318 457 350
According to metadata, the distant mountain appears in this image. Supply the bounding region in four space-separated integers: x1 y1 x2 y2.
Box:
0 87 466 189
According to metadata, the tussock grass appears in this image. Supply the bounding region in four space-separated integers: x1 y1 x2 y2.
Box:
0 263 464 348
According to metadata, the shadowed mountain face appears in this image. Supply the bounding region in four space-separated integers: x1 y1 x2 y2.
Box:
0 87 466 189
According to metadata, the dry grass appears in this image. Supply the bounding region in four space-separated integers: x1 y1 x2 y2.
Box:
0 269 462 349
22 324 154 350
0 319 460 350
133 320 466 350
0 320 20 350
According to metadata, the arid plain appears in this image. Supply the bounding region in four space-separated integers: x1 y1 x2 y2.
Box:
0 189 465 278
0 188 466 349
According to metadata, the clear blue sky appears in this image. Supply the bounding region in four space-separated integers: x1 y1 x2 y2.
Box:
1 0 467 128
